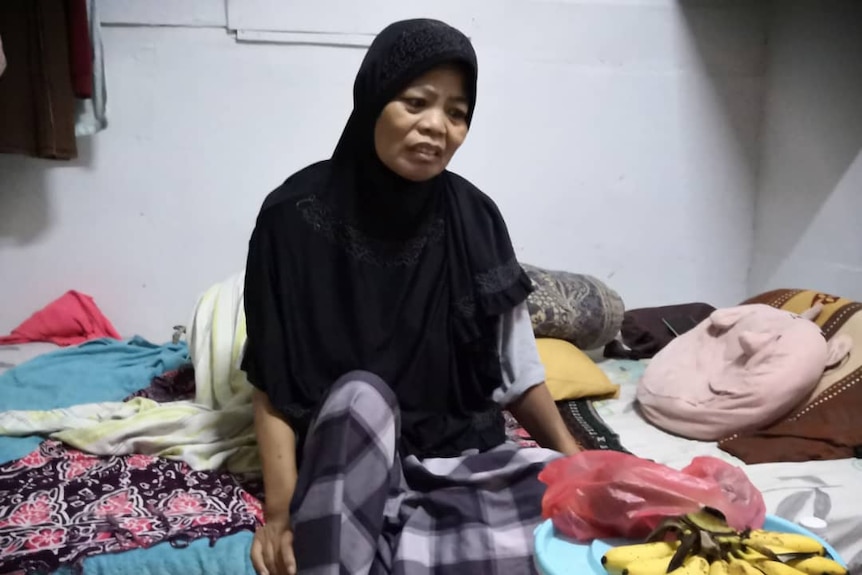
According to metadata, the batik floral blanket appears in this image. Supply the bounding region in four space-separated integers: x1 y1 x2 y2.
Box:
0 440 262 575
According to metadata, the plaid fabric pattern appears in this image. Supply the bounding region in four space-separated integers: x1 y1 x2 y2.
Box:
290 371 559 575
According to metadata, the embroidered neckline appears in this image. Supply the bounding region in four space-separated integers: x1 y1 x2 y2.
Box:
297 195 445 267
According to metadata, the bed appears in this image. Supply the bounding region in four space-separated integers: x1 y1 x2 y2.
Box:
1 348 860 573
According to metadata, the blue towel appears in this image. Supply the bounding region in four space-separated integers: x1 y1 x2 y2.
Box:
0 337 189 464
53 532 256 575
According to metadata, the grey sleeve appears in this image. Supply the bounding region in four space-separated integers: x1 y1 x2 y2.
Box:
493 301 546 407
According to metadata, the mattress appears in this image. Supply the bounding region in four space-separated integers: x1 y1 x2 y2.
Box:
595 359 862 569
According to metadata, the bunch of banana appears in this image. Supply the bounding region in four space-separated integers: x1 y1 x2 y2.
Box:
600 508 847 575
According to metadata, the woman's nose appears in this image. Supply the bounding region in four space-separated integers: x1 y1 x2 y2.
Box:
417 108 446 136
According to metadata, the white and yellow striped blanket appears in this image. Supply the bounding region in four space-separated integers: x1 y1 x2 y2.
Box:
0 272 260 473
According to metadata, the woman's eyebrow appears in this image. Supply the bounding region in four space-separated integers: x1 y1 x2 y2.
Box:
405 84 438 95
404 84 467 104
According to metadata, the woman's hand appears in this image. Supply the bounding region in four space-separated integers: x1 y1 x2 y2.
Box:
507 383 581 456
251 516 296 575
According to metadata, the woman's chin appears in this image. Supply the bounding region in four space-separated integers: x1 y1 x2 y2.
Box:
394 161 446 182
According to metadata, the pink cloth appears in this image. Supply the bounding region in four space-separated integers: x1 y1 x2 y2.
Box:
637 304 841 441
0 291 120 346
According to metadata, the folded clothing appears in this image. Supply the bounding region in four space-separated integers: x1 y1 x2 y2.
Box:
605 302 716 360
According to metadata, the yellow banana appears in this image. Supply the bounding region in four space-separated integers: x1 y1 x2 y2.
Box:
740 540 800 556
670 556 710 575
787 556 848 575
709 560 731 575
732 548 771 563
684 510 737 535
622 555 674 575
727 557 765 575
756 560 807 575
747 531 825 556
602 542 677 575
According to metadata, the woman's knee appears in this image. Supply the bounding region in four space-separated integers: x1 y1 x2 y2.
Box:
307 371 401 459
322 370 398 416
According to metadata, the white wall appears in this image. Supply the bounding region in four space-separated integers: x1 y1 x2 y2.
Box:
749 0 862 300
0 1 767 341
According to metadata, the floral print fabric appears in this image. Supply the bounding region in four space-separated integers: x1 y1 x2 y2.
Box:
0 440 262 574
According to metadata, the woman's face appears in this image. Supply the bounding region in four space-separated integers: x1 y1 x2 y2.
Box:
374 65 470 182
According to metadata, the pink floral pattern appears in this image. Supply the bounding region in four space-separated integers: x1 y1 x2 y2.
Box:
503 410 539 448
5 496 53 527
8 450 48 471
120 517 153 534
126 454 155 469
191 514 228 527
25 528 65 550
165 492 206 515
94 491 137 517
241 490 265 525
0 440 261 574
64 449 99 477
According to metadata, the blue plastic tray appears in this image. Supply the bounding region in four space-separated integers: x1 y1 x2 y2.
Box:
534 515 846 575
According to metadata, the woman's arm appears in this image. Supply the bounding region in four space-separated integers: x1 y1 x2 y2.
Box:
506 383 580 456
251 389 299 575
494 302 580 456
253 389 298 522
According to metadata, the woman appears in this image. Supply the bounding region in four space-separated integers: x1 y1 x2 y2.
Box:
242 18 580 575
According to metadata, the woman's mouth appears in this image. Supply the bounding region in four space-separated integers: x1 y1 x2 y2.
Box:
408 143 442 161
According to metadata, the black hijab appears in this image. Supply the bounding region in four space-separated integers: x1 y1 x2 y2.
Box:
242 19 533 459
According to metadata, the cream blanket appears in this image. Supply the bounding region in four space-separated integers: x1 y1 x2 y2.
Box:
0 272 260 473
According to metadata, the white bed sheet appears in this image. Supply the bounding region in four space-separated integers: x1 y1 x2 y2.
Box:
595 359 862 568
0 342 60 374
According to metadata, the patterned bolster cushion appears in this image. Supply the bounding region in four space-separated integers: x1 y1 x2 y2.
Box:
522 264 625 350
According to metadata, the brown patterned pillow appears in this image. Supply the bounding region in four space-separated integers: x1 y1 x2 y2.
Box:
522 264 625 350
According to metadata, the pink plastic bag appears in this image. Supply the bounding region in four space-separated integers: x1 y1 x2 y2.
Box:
538 451 766 541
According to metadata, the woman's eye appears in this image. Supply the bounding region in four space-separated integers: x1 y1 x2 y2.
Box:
404 97 426 109
449 108 468 120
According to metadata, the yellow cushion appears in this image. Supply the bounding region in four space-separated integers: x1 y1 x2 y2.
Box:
535 338 620 401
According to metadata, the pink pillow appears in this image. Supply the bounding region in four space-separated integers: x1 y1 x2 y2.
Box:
637 304 849 441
